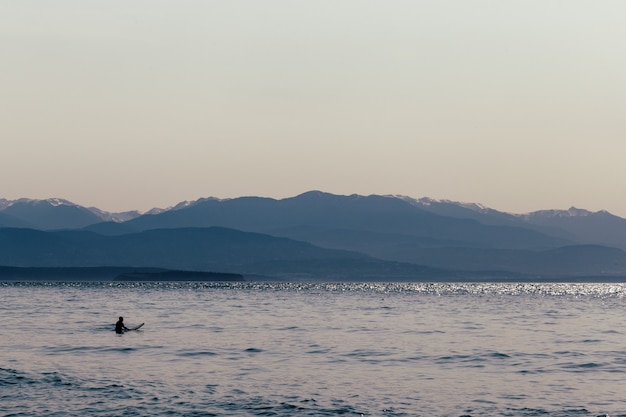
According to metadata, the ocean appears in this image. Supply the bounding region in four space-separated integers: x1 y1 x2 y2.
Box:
1 281 625 417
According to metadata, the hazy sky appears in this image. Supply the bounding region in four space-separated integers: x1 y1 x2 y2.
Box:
2 1 625 215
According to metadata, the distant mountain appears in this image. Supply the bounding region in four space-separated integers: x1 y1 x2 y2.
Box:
0 227 452 280
87 207 141 223
0 198 141 230
3 191 626 280
377 244 626 276
519 208 626 250
396 197 626 250
1 226 624 280
86 191 570 250
7 193 626 251
0 199 104 230
0 211 32 228
398 196 525 227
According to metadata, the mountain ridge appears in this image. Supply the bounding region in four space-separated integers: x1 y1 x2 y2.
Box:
4 191 626 250
84 192 571 249
2 192 623 228
3 191 626 280
0 226 460 281
1 226 625 280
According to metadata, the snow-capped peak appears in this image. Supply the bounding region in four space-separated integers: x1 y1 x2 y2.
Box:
520 207 594 219
565 207 593 217
389 195 491 213
1 198 77 208
455 201 490 212
384 194 420 204
144 197 224 215
171 200 197 210
86 207 142 223
46 198 74 207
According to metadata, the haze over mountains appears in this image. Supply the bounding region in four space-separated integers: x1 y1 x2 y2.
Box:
2 191 626 281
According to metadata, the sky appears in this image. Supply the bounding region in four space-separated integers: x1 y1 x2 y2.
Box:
2 1 626 215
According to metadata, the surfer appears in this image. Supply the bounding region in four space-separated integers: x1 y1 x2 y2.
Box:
115 316 129 334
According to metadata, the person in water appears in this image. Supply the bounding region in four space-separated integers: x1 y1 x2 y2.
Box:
115 316 129 334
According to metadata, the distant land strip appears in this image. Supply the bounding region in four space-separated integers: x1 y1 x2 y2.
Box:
0 266 244 282
114 270 244 282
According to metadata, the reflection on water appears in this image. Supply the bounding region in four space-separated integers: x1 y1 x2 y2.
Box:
1 281 626 416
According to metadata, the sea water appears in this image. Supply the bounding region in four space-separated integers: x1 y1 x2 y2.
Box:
1 281 626 417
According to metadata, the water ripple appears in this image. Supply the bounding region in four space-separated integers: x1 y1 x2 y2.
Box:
2 282 626 417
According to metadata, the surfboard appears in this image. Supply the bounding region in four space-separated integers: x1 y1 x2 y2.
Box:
127 323 144 331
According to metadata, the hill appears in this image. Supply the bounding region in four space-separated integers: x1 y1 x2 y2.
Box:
0 227 459 281
1 226 626 280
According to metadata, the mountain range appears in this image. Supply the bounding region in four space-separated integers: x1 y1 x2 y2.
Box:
2 191 626 281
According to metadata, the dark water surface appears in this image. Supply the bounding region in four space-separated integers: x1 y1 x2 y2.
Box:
1 282 626 416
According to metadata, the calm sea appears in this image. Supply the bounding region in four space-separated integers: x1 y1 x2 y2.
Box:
1 281 625 417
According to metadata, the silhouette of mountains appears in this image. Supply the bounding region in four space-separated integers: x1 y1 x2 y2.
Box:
2 191 626 281
88 192 564 246
0 198 140 229
0 227 456 281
